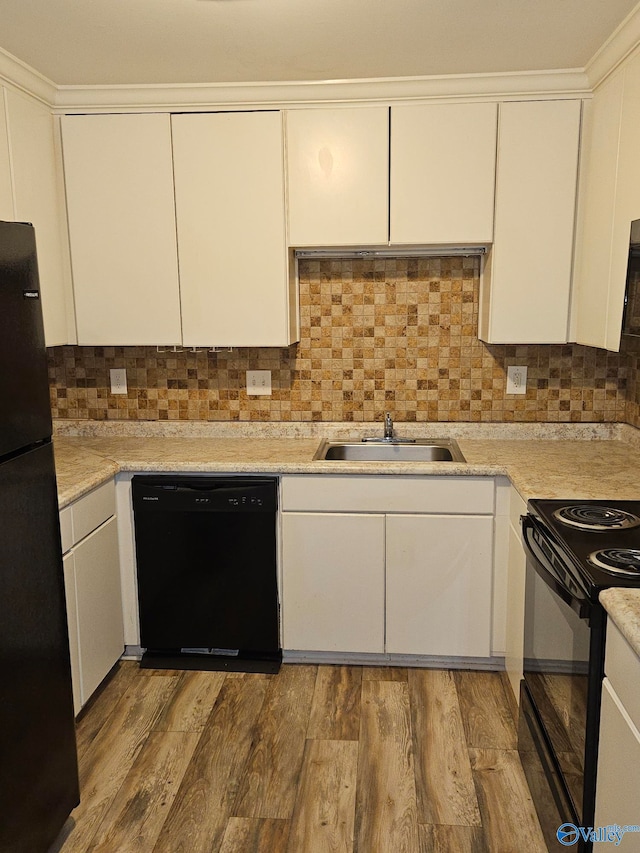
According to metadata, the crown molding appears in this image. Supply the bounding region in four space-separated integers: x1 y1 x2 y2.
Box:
586 1 640 88
51 69 591 113
0 46 57 106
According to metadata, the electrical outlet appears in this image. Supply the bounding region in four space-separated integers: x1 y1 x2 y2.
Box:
506 365 527 395
246 370 272 395
110 368 128 395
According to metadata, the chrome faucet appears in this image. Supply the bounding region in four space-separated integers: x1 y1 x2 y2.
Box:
362 411 415 444
384 412 394 439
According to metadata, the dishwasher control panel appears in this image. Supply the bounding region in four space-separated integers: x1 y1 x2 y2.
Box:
132 475 278 513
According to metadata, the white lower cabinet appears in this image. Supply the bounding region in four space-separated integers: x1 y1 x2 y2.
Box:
595 619 640 840
60 480 124 713
281 475 495 659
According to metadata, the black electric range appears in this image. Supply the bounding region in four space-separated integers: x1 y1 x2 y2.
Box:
519 498 640 851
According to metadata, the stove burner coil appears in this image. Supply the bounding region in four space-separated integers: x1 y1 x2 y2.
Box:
587 548 640 575
552 505 640 531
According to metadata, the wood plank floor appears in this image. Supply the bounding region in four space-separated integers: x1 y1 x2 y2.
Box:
51 663 547 853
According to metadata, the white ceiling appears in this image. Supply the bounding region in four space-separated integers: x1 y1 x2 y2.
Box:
0 0 639 88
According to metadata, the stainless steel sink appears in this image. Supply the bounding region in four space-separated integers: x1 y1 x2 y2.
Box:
313 438 466 463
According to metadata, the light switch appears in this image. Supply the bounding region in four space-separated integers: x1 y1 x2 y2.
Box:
246 370 272 395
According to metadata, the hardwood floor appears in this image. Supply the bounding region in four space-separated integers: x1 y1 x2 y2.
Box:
52 663 547 853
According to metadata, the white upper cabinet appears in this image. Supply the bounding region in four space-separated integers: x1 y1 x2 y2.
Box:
613 54 640 335
63 111 295 348
61 113 182 346
171 111 296 347
390 102 497 245
573 53 640 352
572 74 624 351
0 90 14 221
285 107 389 247
3 88 72 346
479 99 581 344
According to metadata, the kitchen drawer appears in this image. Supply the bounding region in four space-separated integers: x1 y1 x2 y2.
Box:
281 475 494 514
605 619 640 732
66 480 116 552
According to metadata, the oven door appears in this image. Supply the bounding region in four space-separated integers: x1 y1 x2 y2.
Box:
520 514 606 844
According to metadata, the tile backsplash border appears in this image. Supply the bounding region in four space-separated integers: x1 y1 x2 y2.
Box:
48 257 633 426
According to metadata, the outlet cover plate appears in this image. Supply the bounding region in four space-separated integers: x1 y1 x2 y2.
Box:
246 370 272 395
506 365 527 395
110 368 127 395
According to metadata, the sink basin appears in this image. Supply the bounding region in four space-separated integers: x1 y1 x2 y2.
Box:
313 439 466 463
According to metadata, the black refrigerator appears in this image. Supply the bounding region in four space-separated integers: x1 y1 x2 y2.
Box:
0 221 79 852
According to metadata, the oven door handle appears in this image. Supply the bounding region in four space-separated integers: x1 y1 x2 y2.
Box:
521 515 591 619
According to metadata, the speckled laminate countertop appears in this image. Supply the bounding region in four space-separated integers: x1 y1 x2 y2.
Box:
52 420 640 650
53 430 640 507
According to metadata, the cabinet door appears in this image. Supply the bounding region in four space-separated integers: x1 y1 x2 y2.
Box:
595 679 640 833
62 113 181 345
572 74 624 350
281 512 385 653
62 553 82 715
5 89 71 346
285 107 389 246
390 103 497 245
73 517 124 704
172 111 294 347
480 99 581 344
386 514 493 657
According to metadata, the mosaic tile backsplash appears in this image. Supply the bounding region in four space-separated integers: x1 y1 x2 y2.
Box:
48 257 632 424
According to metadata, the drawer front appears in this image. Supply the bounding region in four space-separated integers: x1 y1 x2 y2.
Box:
59 505 73 554
281 475 495 514
605 619 640 732
72 479 116 545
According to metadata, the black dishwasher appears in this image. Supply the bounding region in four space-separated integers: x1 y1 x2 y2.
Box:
132 475 281 673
